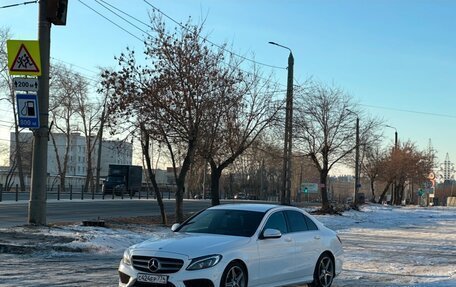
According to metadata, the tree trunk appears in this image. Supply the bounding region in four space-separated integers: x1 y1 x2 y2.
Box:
175 176 185 223
14 125 26 191
141 135 167 225
209 162 221 206
84 137 94 194
50 133 66 192
172 138 196 223
320 169 331 211
5 159 17 191
378 181 392 203
400 184 407 204
370 179 376 203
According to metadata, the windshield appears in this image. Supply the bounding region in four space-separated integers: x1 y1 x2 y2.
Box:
178 209 265 237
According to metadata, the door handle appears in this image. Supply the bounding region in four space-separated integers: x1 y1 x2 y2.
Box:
314 235 321 240
285 237 292 242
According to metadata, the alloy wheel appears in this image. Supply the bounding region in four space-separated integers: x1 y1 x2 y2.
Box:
223 264 247 287
317 256 334 287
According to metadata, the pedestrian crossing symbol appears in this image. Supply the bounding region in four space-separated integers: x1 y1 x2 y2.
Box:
7 40 41 76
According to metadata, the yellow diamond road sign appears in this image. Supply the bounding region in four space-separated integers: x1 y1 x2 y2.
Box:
6 40 41 76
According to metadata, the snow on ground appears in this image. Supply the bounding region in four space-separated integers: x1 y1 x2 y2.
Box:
316 205 456 287
0 204 455 286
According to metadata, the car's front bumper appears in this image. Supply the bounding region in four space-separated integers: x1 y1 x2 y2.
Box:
118 259 225 287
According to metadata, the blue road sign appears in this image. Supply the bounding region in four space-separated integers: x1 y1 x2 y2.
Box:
16 93 39 128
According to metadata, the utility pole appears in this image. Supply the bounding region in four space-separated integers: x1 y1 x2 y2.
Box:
29 0 67 225
354 116 360 205
269 41 294 205
28 0 51 225
284 51 294 205
346 109 360 205
386 125 398 204
95 102 106 194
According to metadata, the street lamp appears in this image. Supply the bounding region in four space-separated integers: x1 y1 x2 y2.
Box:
385 125 398 150
346 109 360 205
269 41 294 205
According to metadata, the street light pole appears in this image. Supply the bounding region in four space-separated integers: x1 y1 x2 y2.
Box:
269 41 294 205
385 125 398 204
386 125 398 150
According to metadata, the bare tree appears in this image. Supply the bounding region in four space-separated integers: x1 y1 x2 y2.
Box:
0 27 27 192
361 144 388 202
294 82 381 212
75 80 102 193
49 63 87 192
199 63 282 206
103 14 237 222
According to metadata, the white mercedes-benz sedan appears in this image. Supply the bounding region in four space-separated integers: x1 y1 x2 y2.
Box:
118 203 343 287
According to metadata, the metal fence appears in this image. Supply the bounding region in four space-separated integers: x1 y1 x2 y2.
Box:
0 184 177 202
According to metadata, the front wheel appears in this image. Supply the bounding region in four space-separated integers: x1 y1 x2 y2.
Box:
309 253 335 287
220 262 247 287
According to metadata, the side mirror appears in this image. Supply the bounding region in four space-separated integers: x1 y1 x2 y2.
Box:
262 228 282 239
171 223 180 232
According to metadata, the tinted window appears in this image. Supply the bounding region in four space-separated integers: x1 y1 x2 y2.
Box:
304 215 318 231
285 210 308 232
263 211 288 234
178 209 265 237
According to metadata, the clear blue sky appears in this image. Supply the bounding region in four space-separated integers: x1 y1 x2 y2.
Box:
1 0 455 174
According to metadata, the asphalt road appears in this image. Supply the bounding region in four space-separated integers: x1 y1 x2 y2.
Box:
0 199 213 227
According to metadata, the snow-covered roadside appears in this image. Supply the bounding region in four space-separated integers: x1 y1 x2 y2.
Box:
0 204 454 286
317 205 456 286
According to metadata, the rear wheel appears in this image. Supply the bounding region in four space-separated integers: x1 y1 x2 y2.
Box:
220 262 247 287
309 253 335 287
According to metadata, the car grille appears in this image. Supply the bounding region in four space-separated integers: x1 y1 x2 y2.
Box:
132 255 184 274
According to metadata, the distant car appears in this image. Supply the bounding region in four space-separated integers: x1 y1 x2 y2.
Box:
194 193 212 199
234 193 247 199
118 203 343 287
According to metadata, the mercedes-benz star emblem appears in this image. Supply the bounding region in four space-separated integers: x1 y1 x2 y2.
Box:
148 258 161 272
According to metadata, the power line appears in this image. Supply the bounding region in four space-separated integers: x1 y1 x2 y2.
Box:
50 58 101 87
360 103 456 119
95 0 150 36
77 0 143 42
0 0 37 9
0 108 14 113
97 0 286 70
51 57 100 75
0 119 14 124
78 0 288 89
142 0 286 70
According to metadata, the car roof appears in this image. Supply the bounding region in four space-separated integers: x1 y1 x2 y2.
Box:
208 203 291 213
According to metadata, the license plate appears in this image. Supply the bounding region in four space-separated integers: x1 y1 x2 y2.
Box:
137 273 168 284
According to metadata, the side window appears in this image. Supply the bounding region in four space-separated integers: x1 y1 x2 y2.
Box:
285 210 308 232
304 215 318 231
263 211 288 234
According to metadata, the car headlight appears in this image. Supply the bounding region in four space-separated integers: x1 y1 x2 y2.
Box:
122 248 133 265
186 254 222 271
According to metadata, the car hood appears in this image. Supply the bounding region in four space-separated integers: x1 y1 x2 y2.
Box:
131 232 250 258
